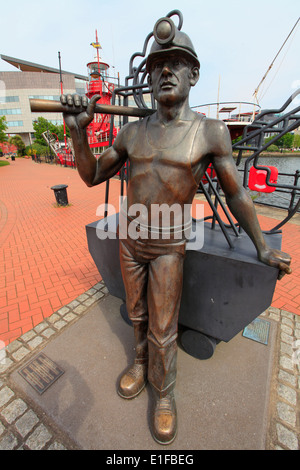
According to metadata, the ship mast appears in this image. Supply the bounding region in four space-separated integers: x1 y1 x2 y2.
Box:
95 29 101 84
253 17 299 105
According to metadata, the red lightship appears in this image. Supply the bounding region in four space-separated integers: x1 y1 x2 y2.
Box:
85 31 119 158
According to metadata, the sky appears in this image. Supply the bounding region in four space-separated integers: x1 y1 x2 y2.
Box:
1 0 299 114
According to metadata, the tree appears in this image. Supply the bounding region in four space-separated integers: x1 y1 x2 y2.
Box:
56 123 70 141
232 135 242 146
266 144 279 152
293 134 300 149
30 142 49 156
0 116 8 143
33 117 58 147
9 135 25 156
281 133 294 149
264 132 294 150
33 117 70 147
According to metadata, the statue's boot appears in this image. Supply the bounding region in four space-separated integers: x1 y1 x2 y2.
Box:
151 386 177 445
148 340 178 445
118 321 148 399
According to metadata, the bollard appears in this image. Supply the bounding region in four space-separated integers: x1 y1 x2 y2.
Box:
51 184 69 206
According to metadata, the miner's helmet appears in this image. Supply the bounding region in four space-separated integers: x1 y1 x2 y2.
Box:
146 16 200 72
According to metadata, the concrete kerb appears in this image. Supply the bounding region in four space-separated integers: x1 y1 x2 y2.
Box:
0 285 299 450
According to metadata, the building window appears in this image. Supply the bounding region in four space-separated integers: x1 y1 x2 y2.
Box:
32 119 64 126
29 95 60 101
0 108 22 115
75 78 87 95
7 121 23 127
0 96 19 103
49 120 64 126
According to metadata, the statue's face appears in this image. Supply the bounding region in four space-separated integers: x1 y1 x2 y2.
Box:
149 53 199 106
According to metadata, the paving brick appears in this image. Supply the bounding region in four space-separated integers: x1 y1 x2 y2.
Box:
20 330 36 342
6 340 22 354
276 402 296 427
25 423 52 449
48 441 67 450
41 328 56 339
53 320 67 330
18 299 30 314
8 309 20 324
63 312 77 323
15 409 39 438
277 383 297 406
21 322 35 335
27 336 44 349
276 423 298 450
32 312 44 327
0 387 14 407
0 432 18 450
0 358 13 374
278 369 297 387
0 319 8 334
11 346 30 362
1 398 28 424
57 306 70 316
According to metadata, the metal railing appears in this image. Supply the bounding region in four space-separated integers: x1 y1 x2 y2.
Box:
100 8 300 245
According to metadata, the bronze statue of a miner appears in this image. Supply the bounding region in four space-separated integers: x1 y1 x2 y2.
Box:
62 16 291 445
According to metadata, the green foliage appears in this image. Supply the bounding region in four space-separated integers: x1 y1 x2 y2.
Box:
56 123 70 141
33 117 70 146
281 133 294 149
0 160 10 167
264 133 294 149
266 144 279 152
8 135 25 156
30 142 49 156
0 116 8 143
25 145 32 156
293 134 300 149
232 136 242 145
25 144 50 157
33 117 58 146
249 190 261 200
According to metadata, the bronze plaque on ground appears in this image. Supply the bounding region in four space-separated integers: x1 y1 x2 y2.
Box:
18 353 64 394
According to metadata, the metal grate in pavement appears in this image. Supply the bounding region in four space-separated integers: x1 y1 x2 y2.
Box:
18 353 64 394
242 317 271 345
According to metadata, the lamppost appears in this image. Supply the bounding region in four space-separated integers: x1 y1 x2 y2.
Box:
58 51 68 167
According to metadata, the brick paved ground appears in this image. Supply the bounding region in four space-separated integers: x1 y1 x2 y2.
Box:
0 158 121 345
0 157 299 349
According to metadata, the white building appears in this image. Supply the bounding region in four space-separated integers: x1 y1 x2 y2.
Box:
0 55 88 146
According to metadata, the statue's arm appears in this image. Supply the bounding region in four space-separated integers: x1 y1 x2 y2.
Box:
206 119 292 278
62 94 130 186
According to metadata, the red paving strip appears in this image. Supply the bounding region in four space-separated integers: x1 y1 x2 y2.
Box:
0 157 299 346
